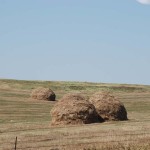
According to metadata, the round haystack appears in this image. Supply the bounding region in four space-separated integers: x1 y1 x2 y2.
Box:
50 93 104 126
31 87 56 101
89 91 128 121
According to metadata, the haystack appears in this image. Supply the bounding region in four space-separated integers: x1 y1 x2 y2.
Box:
89 91 127 121
31 87 56 101
50 93 104 126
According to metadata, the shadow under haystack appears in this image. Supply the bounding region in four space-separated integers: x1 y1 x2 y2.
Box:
89 91 128 121
50 93 104 126
31 87 56 101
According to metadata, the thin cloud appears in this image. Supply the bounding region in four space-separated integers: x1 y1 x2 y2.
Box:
137 0 150 5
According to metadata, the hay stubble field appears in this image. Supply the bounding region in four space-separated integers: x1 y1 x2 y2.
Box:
0 79 150 150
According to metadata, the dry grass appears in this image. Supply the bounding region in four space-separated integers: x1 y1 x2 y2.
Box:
31 87 56 101
0 79 150 150
50 94 103 126
89 91 127 121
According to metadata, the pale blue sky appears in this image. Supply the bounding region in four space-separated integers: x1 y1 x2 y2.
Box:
0 0 150 84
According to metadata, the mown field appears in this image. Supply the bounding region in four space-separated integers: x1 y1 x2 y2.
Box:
0 79 150 150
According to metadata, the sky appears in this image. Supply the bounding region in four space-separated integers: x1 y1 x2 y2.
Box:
0 0 150 85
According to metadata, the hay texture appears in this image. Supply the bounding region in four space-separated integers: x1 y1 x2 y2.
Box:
50 93 104 126
31 87 56 101
89 91 127 121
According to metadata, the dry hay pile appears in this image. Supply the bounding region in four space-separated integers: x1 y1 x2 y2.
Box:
50 93 104 126
31 87 56 101
89 91 128 121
